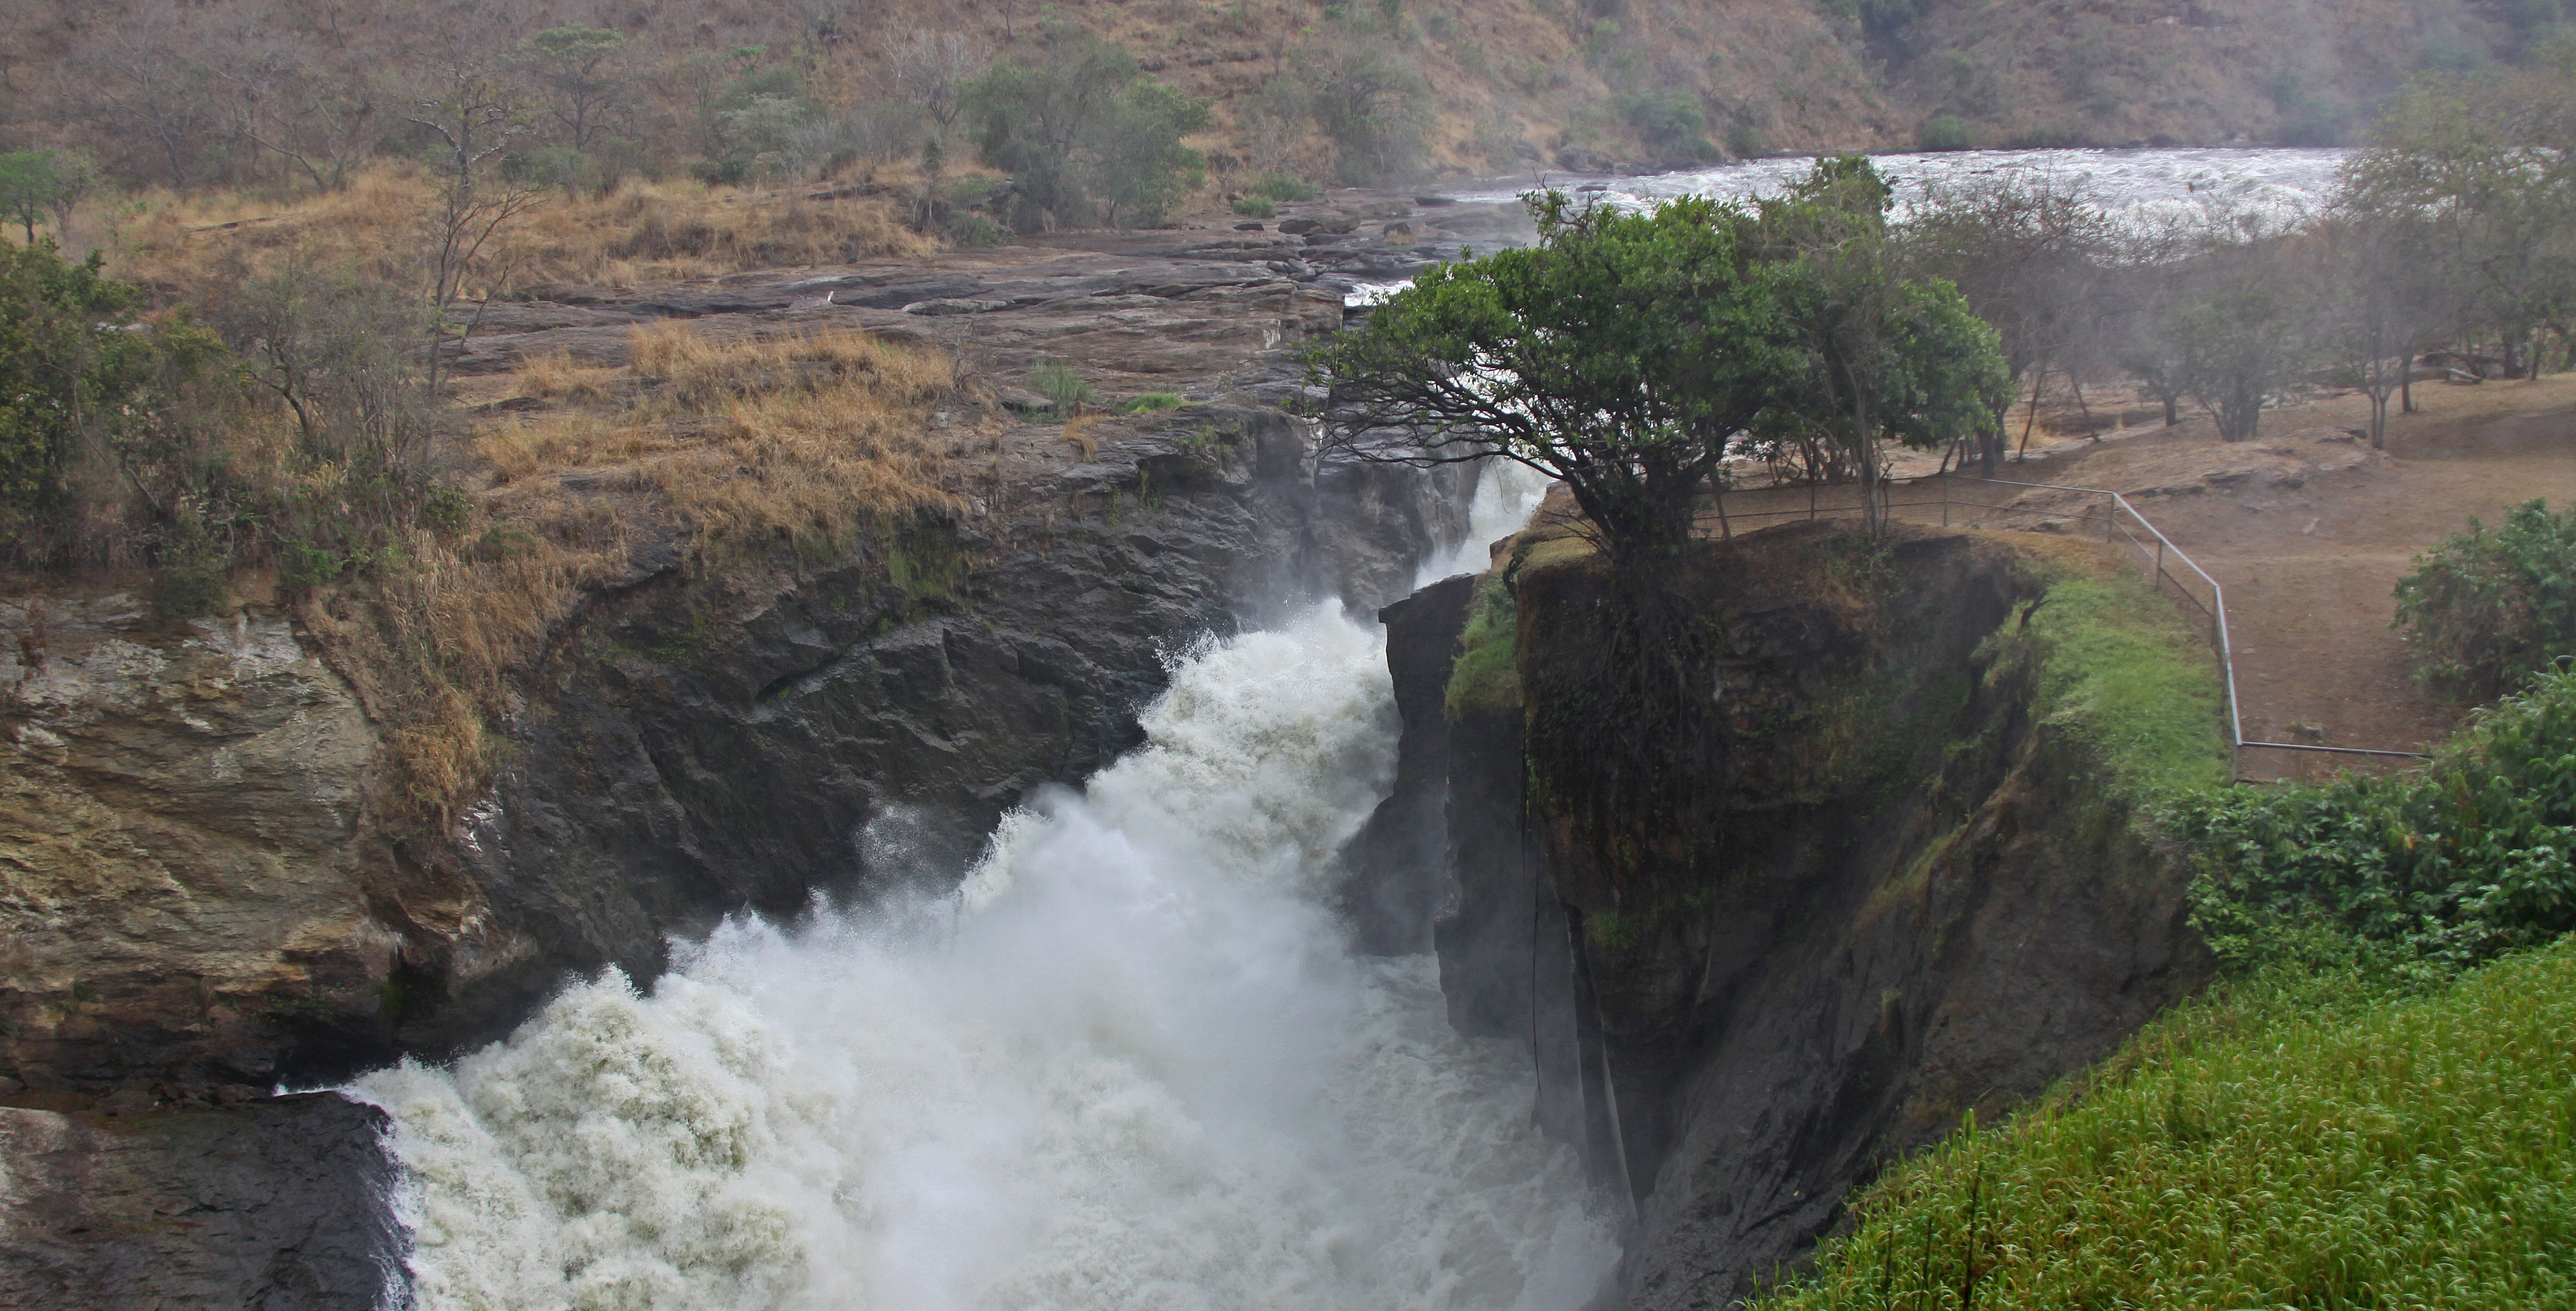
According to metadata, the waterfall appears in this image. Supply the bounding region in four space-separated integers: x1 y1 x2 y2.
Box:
354 522 1613 1310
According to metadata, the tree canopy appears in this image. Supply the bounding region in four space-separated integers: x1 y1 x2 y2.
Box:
963 37 1209 232
1305 158 2007 570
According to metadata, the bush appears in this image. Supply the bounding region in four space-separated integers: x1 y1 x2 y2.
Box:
1113 391 1186 414
963 36 1210 230
1916 113 1976 151
2176 666 2576 978
1029 360 1094 416
1612 88 1714 159
2393 498 2576 701
1231 195 1277 218
1292 41 1430 184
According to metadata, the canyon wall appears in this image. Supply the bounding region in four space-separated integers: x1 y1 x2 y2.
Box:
1 405 1471 1102
1356 522 2220 1308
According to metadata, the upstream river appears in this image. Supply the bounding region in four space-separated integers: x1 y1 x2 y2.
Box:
1445 145 2349 219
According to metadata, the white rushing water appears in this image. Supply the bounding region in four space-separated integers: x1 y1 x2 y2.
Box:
1346 146 2347 306
353 467 1608 1311
1446 145 2348 223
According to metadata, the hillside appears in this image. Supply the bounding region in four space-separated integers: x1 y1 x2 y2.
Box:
0 0 2555 198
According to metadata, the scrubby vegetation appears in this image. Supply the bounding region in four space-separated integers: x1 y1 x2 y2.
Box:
2394 498 2576 701
2180 667 2576 978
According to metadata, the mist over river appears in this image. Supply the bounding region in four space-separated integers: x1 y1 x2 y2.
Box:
351 471 1589 1311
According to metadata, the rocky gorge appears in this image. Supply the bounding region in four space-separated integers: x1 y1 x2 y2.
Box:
4 186 2232 1308
0 201 1525 1307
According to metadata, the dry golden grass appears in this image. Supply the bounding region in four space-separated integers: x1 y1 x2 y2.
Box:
93 164 935 303
514 350 623 405
305 319 967 824
295 498 633 825
497 321 968 547
1061 414 1100 460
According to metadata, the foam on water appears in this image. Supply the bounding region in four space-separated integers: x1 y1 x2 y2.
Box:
1446 145 2348 222
355 590 1614 1311
1344 146 2348 306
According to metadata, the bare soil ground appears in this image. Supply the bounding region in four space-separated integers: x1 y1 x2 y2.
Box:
1988 378 2576 781
1713 377 2576 781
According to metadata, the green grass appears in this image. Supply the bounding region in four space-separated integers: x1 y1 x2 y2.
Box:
2011 571 2234 804
1748 937 2576 1311
1444 571 1522 718
1115 390 1186 414
1231 195 1277 218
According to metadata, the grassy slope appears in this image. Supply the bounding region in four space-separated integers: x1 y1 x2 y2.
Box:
0 0 2536 202
1751 551 2576 1311
1750 941 2576 1310
2011 564 2235 805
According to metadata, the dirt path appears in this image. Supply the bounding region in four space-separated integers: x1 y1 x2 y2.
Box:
2022 376 2576 781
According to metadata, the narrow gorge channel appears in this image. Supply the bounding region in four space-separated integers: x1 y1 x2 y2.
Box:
353 473 1611 1310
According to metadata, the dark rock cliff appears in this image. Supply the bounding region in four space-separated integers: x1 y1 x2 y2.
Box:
399 404 1472 1060
1364 522 2213 1310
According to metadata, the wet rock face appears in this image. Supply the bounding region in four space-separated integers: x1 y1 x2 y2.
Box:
415 405 1472 1056
0 412 1473 1092
0 598 395 1097
0 1092 401 1310
1381 526 2212 1310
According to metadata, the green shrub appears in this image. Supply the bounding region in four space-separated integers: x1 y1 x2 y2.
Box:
1248 173 1319 202
1916 113 1976 151
1231 195 1277 218
1750 939 2576 1311
2176 665 2576 977
1029 360 1094 417
963 36 1210 230
1444 571 1522 718
2393 497 2576 701
1293 41 1430 183
1612 88 1715 160
1114 391 1186 414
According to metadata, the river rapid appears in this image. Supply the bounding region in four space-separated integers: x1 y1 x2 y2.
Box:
352 470 1583 1311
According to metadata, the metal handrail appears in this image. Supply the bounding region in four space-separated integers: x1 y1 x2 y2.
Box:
1717 472 2431 779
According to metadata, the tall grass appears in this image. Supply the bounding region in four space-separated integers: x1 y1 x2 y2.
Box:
91 164 932 301
1751 939 2576 1310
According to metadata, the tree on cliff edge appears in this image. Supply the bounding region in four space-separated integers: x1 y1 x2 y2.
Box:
1304 189 1801 579
1305 164 2005 572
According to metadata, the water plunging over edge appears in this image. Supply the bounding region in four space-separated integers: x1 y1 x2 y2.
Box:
348 465 1609 1311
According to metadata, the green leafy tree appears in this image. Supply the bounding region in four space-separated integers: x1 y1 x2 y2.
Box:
0 245 141 535
516 27 630 151
0 150 94 245
963 36 1210 230
0 242 236 573
1753 156 2013 531
1304 190 1806 577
